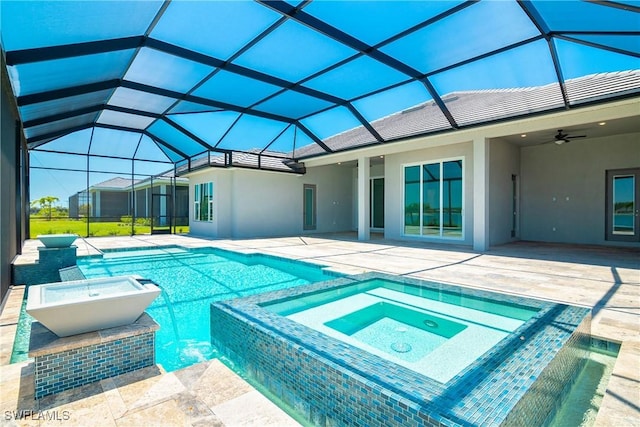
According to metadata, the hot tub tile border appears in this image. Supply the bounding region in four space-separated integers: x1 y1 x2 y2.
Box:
211 272 591 426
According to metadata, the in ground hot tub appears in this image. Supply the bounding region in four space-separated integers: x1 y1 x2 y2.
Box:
37 233 78 248
27 276 161 337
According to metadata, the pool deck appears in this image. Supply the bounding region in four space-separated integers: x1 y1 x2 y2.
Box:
1 234 638 426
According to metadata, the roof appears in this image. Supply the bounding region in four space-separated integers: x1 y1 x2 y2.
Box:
91 177 139 190
75 174 188 195
296 70 640 157
2 0 639 169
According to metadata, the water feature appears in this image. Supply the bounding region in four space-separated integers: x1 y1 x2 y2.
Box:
142 278 181 343
11 246 338 371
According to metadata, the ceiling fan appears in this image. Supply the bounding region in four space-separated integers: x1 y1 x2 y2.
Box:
550 129 587 145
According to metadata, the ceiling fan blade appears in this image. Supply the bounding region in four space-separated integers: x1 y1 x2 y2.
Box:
566 135 587 139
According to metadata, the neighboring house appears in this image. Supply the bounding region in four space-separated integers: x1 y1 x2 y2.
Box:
69 175 189 225
182 72 640 250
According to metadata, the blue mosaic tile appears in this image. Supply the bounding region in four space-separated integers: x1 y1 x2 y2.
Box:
34 332 155 398
211 272 592 427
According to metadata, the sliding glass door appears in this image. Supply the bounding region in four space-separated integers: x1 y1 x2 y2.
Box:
404 159 463 238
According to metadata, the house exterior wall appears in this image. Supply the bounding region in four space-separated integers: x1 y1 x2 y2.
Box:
184 99 640 247
187 165 352 239
1 71 20 301
230 171 304 238
489 138 521 246
135 189 148 217
384 141 474 246
188 169 232 237
520 132 640 246
68 194 79 218
96 191 130 220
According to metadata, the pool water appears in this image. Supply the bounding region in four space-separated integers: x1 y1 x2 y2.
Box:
39 277 143 303
265 278 539 383
325 302 467 363
549 347 618 427
11 246 338 371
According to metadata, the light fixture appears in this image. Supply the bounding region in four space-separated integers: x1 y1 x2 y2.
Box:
520 134 527 138
599 122 606 126
554 140 565 145
337 162 341 165
380 155 384 159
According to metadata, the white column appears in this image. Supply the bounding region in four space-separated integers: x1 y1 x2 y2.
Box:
473 137 489 251
358 156 370 240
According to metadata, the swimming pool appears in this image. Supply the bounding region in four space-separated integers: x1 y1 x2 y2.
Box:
211 272 593 426
11 246 339 371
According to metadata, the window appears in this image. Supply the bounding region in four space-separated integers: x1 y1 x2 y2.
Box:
404 159 463 238
606 168 640 242
194 182 213 222
303 184 316 230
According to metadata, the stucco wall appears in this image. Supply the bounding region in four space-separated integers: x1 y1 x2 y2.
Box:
384 141 474 245
230 166 353 238
187 165 352 239
489 138 521 246
520 132 640 245
188 170 232 238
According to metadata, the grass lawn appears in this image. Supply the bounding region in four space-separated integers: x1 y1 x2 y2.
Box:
29 219 190 238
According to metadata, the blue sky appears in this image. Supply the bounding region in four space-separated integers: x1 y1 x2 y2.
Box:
11 1 638 207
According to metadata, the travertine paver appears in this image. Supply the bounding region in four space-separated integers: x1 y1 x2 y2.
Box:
2 234 638 426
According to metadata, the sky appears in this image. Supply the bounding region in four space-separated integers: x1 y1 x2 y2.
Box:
7 1 638 207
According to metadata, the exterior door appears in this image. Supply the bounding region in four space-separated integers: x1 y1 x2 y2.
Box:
303 184 316 230
370 178 384 229
606 168 640 242
512 174 519 238
151 193 172 234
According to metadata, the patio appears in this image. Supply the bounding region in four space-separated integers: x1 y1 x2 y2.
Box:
1 234 638 426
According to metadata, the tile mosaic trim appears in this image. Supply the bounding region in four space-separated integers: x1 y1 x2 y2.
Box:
191 247 343 278
81 245 341 278
34 331 155 399
211 272 591 427
98 244 183 254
